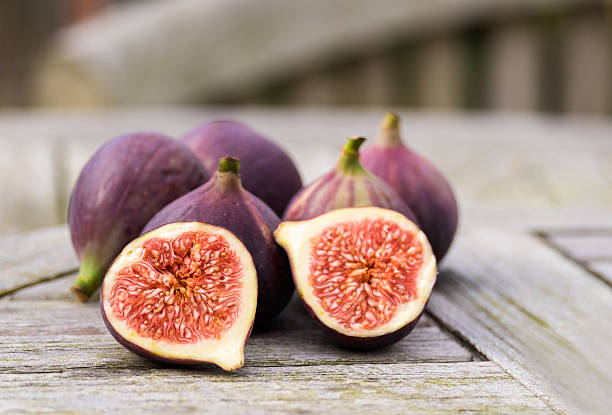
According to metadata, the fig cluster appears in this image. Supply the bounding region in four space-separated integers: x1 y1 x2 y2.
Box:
69 114 457 370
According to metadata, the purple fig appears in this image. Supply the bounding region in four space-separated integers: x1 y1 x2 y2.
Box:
101 221 258 371
283 137 418 224
69 133 208 301
275 207 437 349
361 113 458 261
182 120 302 216
143 157 294 326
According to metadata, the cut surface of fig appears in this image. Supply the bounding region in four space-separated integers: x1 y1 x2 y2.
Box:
275 207 436 349
101 222 257 371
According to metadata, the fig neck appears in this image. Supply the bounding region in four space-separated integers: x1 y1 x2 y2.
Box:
213 157 243 192
336 137 368 176
376 112 404 148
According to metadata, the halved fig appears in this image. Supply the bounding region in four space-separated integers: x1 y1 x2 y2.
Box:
275 207 436 349
101 222 257 371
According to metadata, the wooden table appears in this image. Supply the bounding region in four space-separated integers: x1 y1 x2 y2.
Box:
0 108 611 414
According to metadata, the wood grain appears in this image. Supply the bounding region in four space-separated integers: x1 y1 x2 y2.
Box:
546 234 612 262
0 362 552 415
588 262 612 285
429 227 612 414
0 226 77 297
0 297 477 368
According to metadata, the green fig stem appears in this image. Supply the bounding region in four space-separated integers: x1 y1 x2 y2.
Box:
215 156 242 190
218 156 240 174
71 255 105 302
337 137 368 175
377 112 403 148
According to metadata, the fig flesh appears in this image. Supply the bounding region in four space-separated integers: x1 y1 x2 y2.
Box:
283 137 418 224
183 120 302 217
101 222 258 371
69 133 208 301
275 207 436 349
143 157 294 326
361 113 458 261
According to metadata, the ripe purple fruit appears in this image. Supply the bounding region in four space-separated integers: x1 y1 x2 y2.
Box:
183 120 302 217
69 133 208 301
361 113 458 261
143 157 294 326
283 137 418 224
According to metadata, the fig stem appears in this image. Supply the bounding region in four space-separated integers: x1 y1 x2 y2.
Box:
382 112 400 129
337 137 368 175
377 112 403 148
71 256 105 302
218 157 240 174
215 156 243 191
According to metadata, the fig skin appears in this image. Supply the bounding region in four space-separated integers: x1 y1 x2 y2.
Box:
143 157 294 326
102 308 231 366
361 113 458 261
69 133 208 301
283 137 418 224
303 301 425 350
182 120 302 217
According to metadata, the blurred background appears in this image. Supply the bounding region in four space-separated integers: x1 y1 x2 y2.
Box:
2 0 611 112
1 0 611 235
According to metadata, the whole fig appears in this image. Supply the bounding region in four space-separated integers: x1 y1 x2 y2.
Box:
69 133 208 301
361 113 458 261
143 157 294 326
182 120 302 216
283 137 418 224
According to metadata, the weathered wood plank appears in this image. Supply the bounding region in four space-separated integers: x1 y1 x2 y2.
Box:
0 298 477 368
2 108 612 234
545 234 612 262
586 261 612 286
0 362 552 415
0 138 60 233
0 273 78 302
428 227 612 415
0 226 77 296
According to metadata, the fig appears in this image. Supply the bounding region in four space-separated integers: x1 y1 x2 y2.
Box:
283 137 418 224
182 120 302 216
361 113 458 261
69 133 209 301
275 207 436 349
101 222 258 371
142 157 293 326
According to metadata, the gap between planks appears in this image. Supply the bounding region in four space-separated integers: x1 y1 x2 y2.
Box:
534 230 612 288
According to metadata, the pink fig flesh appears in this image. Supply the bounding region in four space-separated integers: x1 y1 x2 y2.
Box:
275 207 437 349
101 222 258 371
